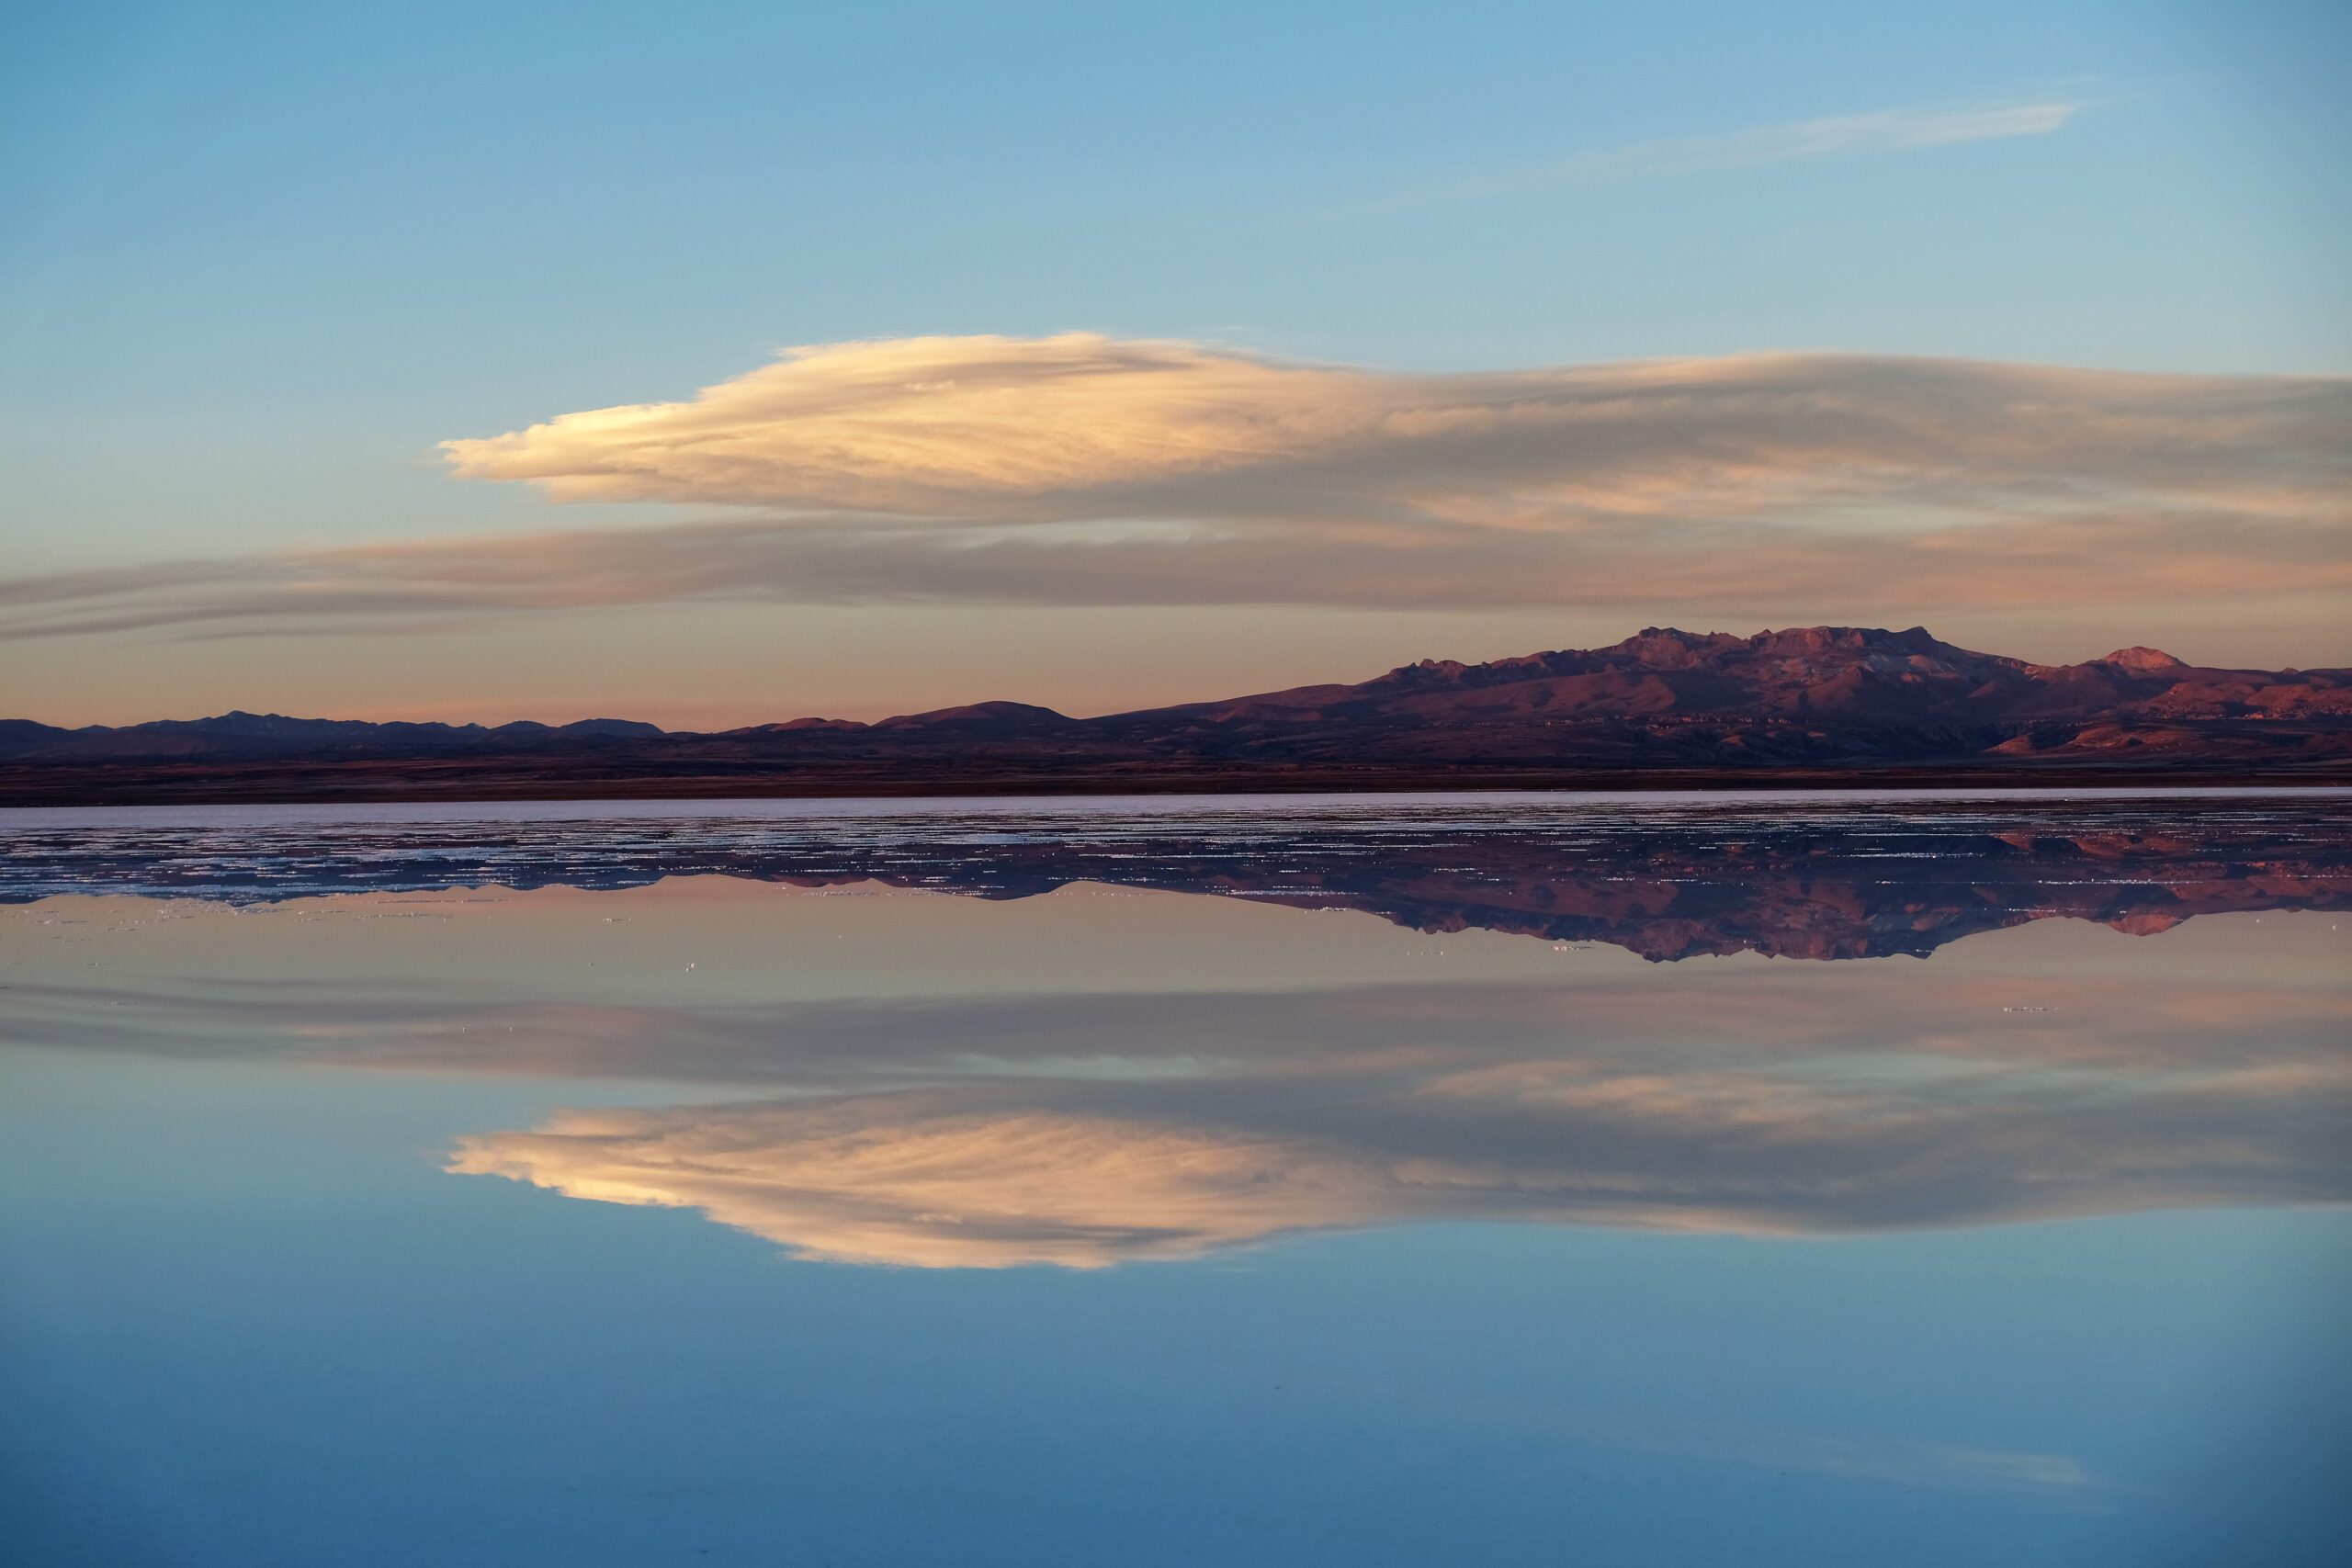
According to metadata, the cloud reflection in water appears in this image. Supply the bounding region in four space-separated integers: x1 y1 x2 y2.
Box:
444 949 2348 1268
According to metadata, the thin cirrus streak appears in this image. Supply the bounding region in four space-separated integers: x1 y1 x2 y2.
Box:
1330 96 2088 218
1351 1390 2098 1495
6 336 2347 638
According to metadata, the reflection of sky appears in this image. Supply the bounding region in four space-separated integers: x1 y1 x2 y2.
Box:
3 865 2349 1564
6 878 2346 1267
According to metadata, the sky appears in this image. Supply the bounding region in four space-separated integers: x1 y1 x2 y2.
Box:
2 0 2346 727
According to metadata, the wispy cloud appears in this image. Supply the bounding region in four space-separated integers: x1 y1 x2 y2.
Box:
1384 1390 2099 1494
5 335 2346 638
1336 95 2088 217
1530 97 2083 181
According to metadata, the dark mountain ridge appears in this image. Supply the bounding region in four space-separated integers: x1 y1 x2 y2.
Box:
5 626 2346 803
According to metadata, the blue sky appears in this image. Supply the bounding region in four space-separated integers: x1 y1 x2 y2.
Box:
3 1 2346 724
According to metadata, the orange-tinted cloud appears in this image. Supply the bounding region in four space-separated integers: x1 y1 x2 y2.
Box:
440 336 2344 527
449 1096 1397 1269
6 338 2346 638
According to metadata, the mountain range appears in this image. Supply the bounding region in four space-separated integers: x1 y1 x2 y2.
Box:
6 626 2347 804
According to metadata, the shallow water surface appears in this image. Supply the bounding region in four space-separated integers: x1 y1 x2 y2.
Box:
3 793 2348 1565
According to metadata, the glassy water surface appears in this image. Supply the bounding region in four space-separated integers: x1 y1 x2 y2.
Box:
4 792 2348 1565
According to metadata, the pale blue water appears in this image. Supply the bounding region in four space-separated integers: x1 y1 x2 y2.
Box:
3 793 2347 1565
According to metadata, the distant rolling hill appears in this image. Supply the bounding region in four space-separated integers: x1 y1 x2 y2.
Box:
5 626 2347 804
0 712 665 763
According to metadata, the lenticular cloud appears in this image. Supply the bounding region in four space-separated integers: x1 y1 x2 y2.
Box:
5 334 2346 638
439 333 2350 537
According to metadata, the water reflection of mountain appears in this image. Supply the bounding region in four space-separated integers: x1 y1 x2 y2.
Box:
7 795 2347 960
